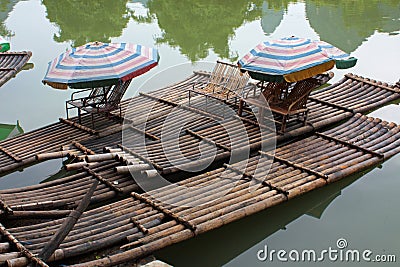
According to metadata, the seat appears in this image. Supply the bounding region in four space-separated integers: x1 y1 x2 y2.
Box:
192 60 232 94
238 72 333 133
188 61 250 107
269 77 322 133
66 80 132 127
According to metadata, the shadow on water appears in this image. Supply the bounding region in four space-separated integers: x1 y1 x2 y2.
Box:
155 168 374 267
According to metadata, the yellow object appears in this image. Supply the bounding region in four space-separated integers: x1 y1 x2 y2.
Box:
283 60 335 83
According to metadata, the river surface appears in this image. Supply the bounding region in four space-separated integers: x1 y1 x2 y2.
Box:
0 0 399 266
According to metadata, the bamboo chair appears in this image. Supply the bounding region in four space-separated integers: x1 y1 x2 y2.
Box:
211 67 250 101
66 80 132 127
188 61 250 108
269 77 322 133
196 61 230 94
238 72 333 122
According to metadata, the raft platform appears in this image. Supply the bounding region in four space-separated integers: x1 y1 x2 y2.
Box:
0 72 399 266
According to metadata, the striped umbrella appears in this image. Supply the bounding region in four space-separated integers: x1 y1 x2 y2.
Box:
238 36 357 83
43 42 159 89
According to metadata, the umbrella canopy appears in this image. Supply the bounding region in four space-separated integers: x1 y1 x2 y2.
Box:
238 36 357 83
43 42 159 89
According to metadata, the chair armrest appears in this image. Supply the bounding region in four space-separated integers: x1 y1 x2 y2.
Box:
191 81 208 90
70 88 92 100
287 92 310 112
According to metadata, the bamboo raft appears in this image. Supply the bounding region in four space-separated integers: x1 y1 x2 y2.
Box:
1 113 400 266
0 72 398 176
0 73 398 215
0 52 32 88
0 71 399 266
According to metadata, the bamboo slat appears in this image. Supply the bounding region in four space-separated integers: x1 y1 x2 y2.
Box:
0 52 32 87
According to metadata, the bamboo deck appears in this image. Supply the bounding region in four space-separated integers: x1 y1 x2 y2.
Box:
0 71 399 266
0 72 398 175
1 113 400 266
0 73 398 214
0 52 32 88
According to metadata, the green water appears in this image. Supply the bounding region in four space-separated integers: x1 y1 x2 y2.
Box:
0 0 399 266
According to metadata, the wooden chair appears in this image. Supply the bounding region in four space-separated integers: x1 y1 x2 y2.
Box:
269 77 322 133
66 80 132 127
238 72 334 132
211 67 250 102
194 61 231 94
188 61 250 107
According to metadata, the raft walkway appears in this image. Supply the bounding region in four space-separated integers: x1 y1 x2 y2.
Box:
1 113 400 266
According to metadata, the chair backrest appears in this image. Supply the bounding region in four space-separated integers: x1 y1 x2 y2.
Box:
220 67 250 97
208 61 229 86
100 79 132 109
84 86 111 106
203 61 239 93
282 78 321 111
261 81 289 103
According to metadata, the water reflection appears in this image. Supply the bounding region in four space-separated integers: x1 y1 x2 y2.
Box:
261 1 285 35
144 0 264 62
40 0 399 61
0 0 21 37
306 0 400 53
41 0 131 46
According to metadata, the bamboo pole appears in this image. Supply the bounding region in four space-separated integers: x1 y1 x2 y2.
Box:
0 252 20 264
38 178 99 261
35 151 70 161
0 224 48 267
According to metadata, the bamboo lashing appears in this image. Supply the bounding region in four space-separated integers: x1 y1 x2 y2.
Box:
132 193 197 232
72 141 96 155
118 144 163 171
223 163 252 179
345 73 400 93
308 96 355 114
59 118 98 135
129 125 160 141
0 145 22 162
130 217 149 235
83 166 122 194
186 129 231 151
259 151 329 180
0 198 13 214
139 92 223 121
0 224 49 267
315 132 385 160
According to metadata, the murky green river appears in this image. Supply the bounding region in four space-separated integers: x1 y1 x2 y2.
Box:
0 0 399 266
